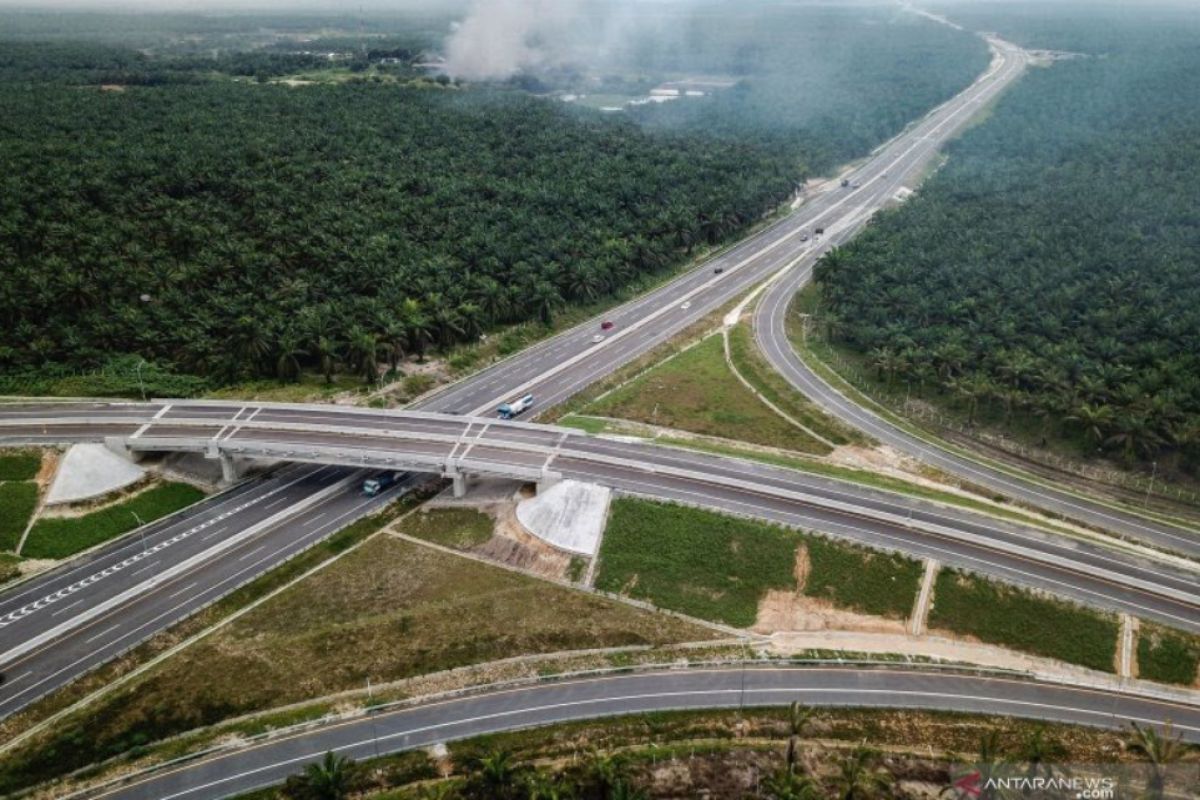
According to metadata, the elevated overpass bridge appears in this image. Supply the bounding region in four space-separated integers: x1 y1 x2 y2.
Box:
3 399 1199 634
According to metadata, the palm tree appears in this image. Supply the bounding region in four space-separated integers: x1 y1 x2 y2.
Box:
1125 721 1189 796
784 701 815 775
1105 411 1164 463
346 326 382 385
465 749 523 800
274 331 306 383
1018 727 1067 782
532 281 563 326
764 769 822 800
313 335 340 385
831 747 893 800
584 750 629 800
302 751 353 800
1067 402 1114 446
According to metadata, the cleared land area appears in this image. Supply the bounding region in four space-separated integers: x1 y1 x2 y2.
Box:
595 499 921 627
0 532 713 795
20 481 206 559
586 334 830 454
1137 622 1200 686
928 569 1120 672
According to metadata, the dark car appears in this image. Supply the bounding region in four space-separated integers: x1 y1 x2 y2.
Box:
713 267 724 274
600 320 615 330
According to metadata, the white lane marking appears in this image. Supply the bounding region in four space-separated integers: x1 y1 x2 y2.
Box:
166 582 197 600
50 599 83 618
85 623 121 644
302 512 329 527
2 671 32 687
237 545 266 562
109 677 1200 800
202 526 229 541
0 473 317 628
130 561 160 577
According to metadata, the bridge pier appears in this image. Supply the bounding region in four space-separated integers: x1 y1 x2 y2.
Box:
205 443 242 485
451 472 467 498
103 436 145 463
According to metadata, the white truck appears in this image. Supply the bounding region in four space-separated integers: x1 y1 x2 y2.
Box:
497 394 535 420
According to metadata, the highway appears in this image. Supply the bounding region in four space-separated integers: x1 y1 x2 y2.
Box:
413 37 1030 420
0 35 1038 724
0 25 1193 776
0 462 414 720
3 401 1197 642
81 666 1200 799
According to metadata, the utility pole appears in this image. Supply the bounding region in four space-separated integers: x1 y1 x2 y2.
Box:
1144 461 1157 507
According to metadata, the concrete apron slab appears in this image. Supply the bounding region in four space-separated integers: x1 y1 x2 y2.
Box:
516 479 611 556
45 443 145 506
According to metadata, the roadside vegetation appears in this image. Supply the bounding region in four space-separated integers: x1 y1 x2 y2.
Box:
0 5 987 397
1137 623 1200 686
595 499 921 627
240 708 1177 800
0 449 42 553
586 334 830 454
928 570 1120 672
726 323 865 447
0 481 38 552
20 482 205 559
398 507 494 551
0 449 42 481
811 5 1200 481
0 534 712 795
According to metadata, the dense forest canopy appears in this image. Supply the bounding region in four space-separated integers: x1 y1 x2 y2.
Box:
815 3 1200 470
0 3 986 391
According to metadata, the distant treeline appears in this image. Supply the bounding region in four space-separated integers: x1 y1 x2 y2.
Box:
816 6 1200 470
0 6 988 390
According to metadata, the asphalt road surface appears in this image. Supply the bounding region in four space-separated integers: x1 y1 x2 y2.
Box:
84 666 1200 800
4 401 1197 638
0 463 414 720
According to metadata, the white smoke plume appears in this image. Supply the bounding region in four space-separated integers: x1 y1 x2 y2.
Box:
443 0 585 81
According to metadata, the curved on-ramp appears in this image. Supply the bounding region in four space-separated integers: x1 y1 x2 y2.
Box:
77 666 1200 800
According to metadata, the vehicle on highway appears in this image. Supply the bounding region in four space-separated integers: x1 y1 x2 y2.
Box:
680 301 692 310
841 178 850 187
713 267 724 274
815 227 825 236
600 320 615 330
851 181 861 188
497 393 535 419
800 232 809 242
591 334 605 344
362 471 401 496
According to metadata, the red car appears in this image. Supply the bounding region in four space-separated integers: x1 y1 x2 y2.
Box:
600 320 615 331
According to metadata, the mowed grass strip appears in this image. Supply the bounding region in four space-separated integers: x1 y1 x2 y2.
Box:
596 499 801 627
399 508 493 551
0 449 41 481
726 324 866 447
0 482 39 552
21 482 206 559
1137 623 1200 686
929 570 1119 672
0 536 713 794
587 334 829 454
595 499 922 628
804 537 922 619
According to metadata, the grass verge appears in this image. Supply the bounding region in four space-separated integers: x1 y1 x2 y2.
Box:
586 333 828 454
1136 623 1200 686
0 535 711 795
595 499 921 627
928 569 1120 672
0 482 38 551
20 482 206 560
726 323 866 447
398 508 493 551
0 449 41 481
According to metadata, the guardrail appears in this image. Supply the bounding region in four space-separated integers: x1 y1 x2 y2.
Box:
55 657 1200 800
